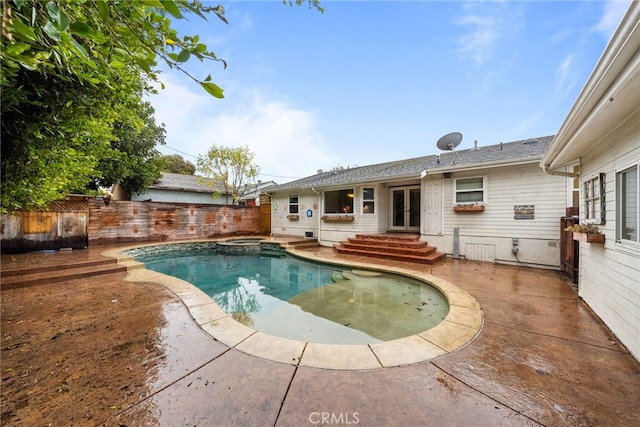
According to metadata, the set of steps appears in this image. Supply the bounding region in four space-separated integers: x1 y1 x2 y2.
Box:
278 238 320 250
1 256 140 290
334 234 445 264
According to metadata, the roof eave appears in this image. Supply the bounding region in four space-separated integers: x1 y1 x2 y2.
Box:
293 173 423 191
542 2 640 173
422 155 543 176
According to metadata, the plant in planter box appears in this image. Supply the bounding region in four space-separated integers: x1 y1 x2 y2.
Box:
565 223 604 243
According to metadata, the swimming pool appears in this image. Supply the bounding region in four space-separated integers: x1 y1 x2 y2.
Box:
135 248 449 345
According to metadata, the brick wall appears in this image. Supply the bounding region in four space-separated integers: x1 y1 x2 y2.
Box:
88 199 261 245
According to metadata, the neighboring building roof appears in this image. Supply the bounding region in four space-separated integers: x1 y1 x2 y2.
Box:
542 2 640 171
239 180 278 200
270 135 554 191
150 172 225 194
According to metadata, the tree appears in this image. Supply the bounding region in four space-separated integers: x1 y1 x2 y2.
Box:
1 0 322 105
1 0 229 106
0 0 321 212
161 154 196 175
92 101 167 197
1 0 224 212
196 145 260 205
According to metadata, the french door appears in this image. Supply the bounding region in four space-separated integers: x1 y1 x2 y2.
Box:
389 186 421 232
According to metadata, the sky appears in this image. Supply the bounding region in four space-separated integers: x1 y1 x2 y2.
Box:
148 0 632 184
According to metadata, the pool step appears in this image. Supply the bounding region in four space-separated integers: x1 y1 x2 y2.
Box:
280 239 320 250
334 234 445 265
1 257 128 290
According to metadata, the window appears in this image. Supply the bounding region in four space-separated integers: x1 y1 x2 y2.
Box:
617 165 638 243
584 173 605 224
455 177 485 203
288 195 299 214
324 189 354 214
568 163 580 208
363 187 375 213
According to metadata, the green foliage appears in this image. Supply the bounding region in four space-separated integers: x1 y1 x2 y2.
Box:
0 0 321 212
1 0 223 212
161 154 196 175
93 101 167 197
1 0 229 105
196 145 260 205
1 71 119 211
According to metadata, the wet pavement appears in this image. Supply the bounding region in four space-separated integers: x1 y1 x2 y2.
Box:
1 240 639 426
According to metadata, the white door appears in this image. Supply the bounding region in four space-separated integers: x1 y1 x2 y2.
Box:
389 186 421 232
424 179 443 235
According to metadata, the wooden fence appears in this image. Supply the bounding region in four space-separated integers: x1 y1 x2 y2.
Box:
0 197 89 252
1 198 261 252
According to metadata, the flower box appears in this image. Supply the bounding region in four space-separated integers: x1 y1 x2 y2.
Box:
572 232 605 243
321 215 354 222
453 205 485 213
287 215 299 220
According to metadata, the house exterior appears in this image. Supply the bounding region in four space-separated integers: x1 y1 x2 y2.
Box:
269 135 569 269
128 172 228 204
239 181 277 206
127 173 274 206
541 2 640 361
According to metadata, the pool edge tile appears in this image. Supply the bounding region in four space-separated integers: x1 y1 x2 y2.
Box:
370 335 447 367
445 305 484 330
200 317 255 348
300 343 382 370
419 319 482 353
235 332 305 366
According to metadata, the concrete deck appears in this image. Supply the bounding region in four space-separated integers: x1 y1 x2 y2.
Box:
2 239 639 426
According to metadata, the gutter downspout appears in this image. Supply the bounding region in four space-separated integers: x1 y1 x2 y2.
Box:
311 188 321 243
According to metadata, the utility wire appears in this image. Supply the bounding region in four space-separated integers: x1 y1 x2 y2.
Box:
161 144 303 180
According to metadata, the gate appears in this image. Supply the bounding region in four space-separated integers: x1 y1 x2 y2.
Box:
259 203 271 235
560 216 579 284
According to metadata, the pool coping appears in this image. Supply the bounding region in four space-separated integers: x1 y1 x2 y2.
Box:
101 239 484 371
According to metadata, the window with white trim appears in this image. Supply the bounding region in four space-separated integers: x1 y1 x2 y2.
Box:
362 187 375 213
617 164 638 243
455 177 486 204
288 195 299 214
584 173 605 224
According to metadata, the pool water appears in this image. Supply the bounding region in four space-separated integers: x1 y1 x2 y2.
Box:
139 251 449 344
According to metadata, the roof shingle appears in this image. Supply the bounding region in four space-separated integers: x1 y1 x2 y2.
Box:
270 135 553 191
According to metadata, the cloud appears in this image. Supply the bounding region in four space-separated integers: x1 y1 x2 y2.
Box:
148 75 336 183
594 0 630 38
454 2 519 66
554 54 578 97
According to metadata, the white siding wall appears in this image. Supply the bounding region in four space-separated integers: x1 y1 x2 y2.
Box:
270 190 320 238
427 163 567 268
578 121 640 361
318 184 385 246
271 185 387 246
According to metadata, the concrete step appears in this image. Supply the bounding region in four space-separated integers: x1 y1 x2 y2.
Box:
340 242 437 256
335 233 445 265
1 257 120 278
334 245 445 265
347 237 429 249
280 239 319 250
354 233 421 242
1 257 130 290
1 263 128 290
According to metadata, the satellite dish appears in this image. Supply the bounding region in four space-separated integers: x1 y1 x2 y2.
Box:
436 132 463 151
